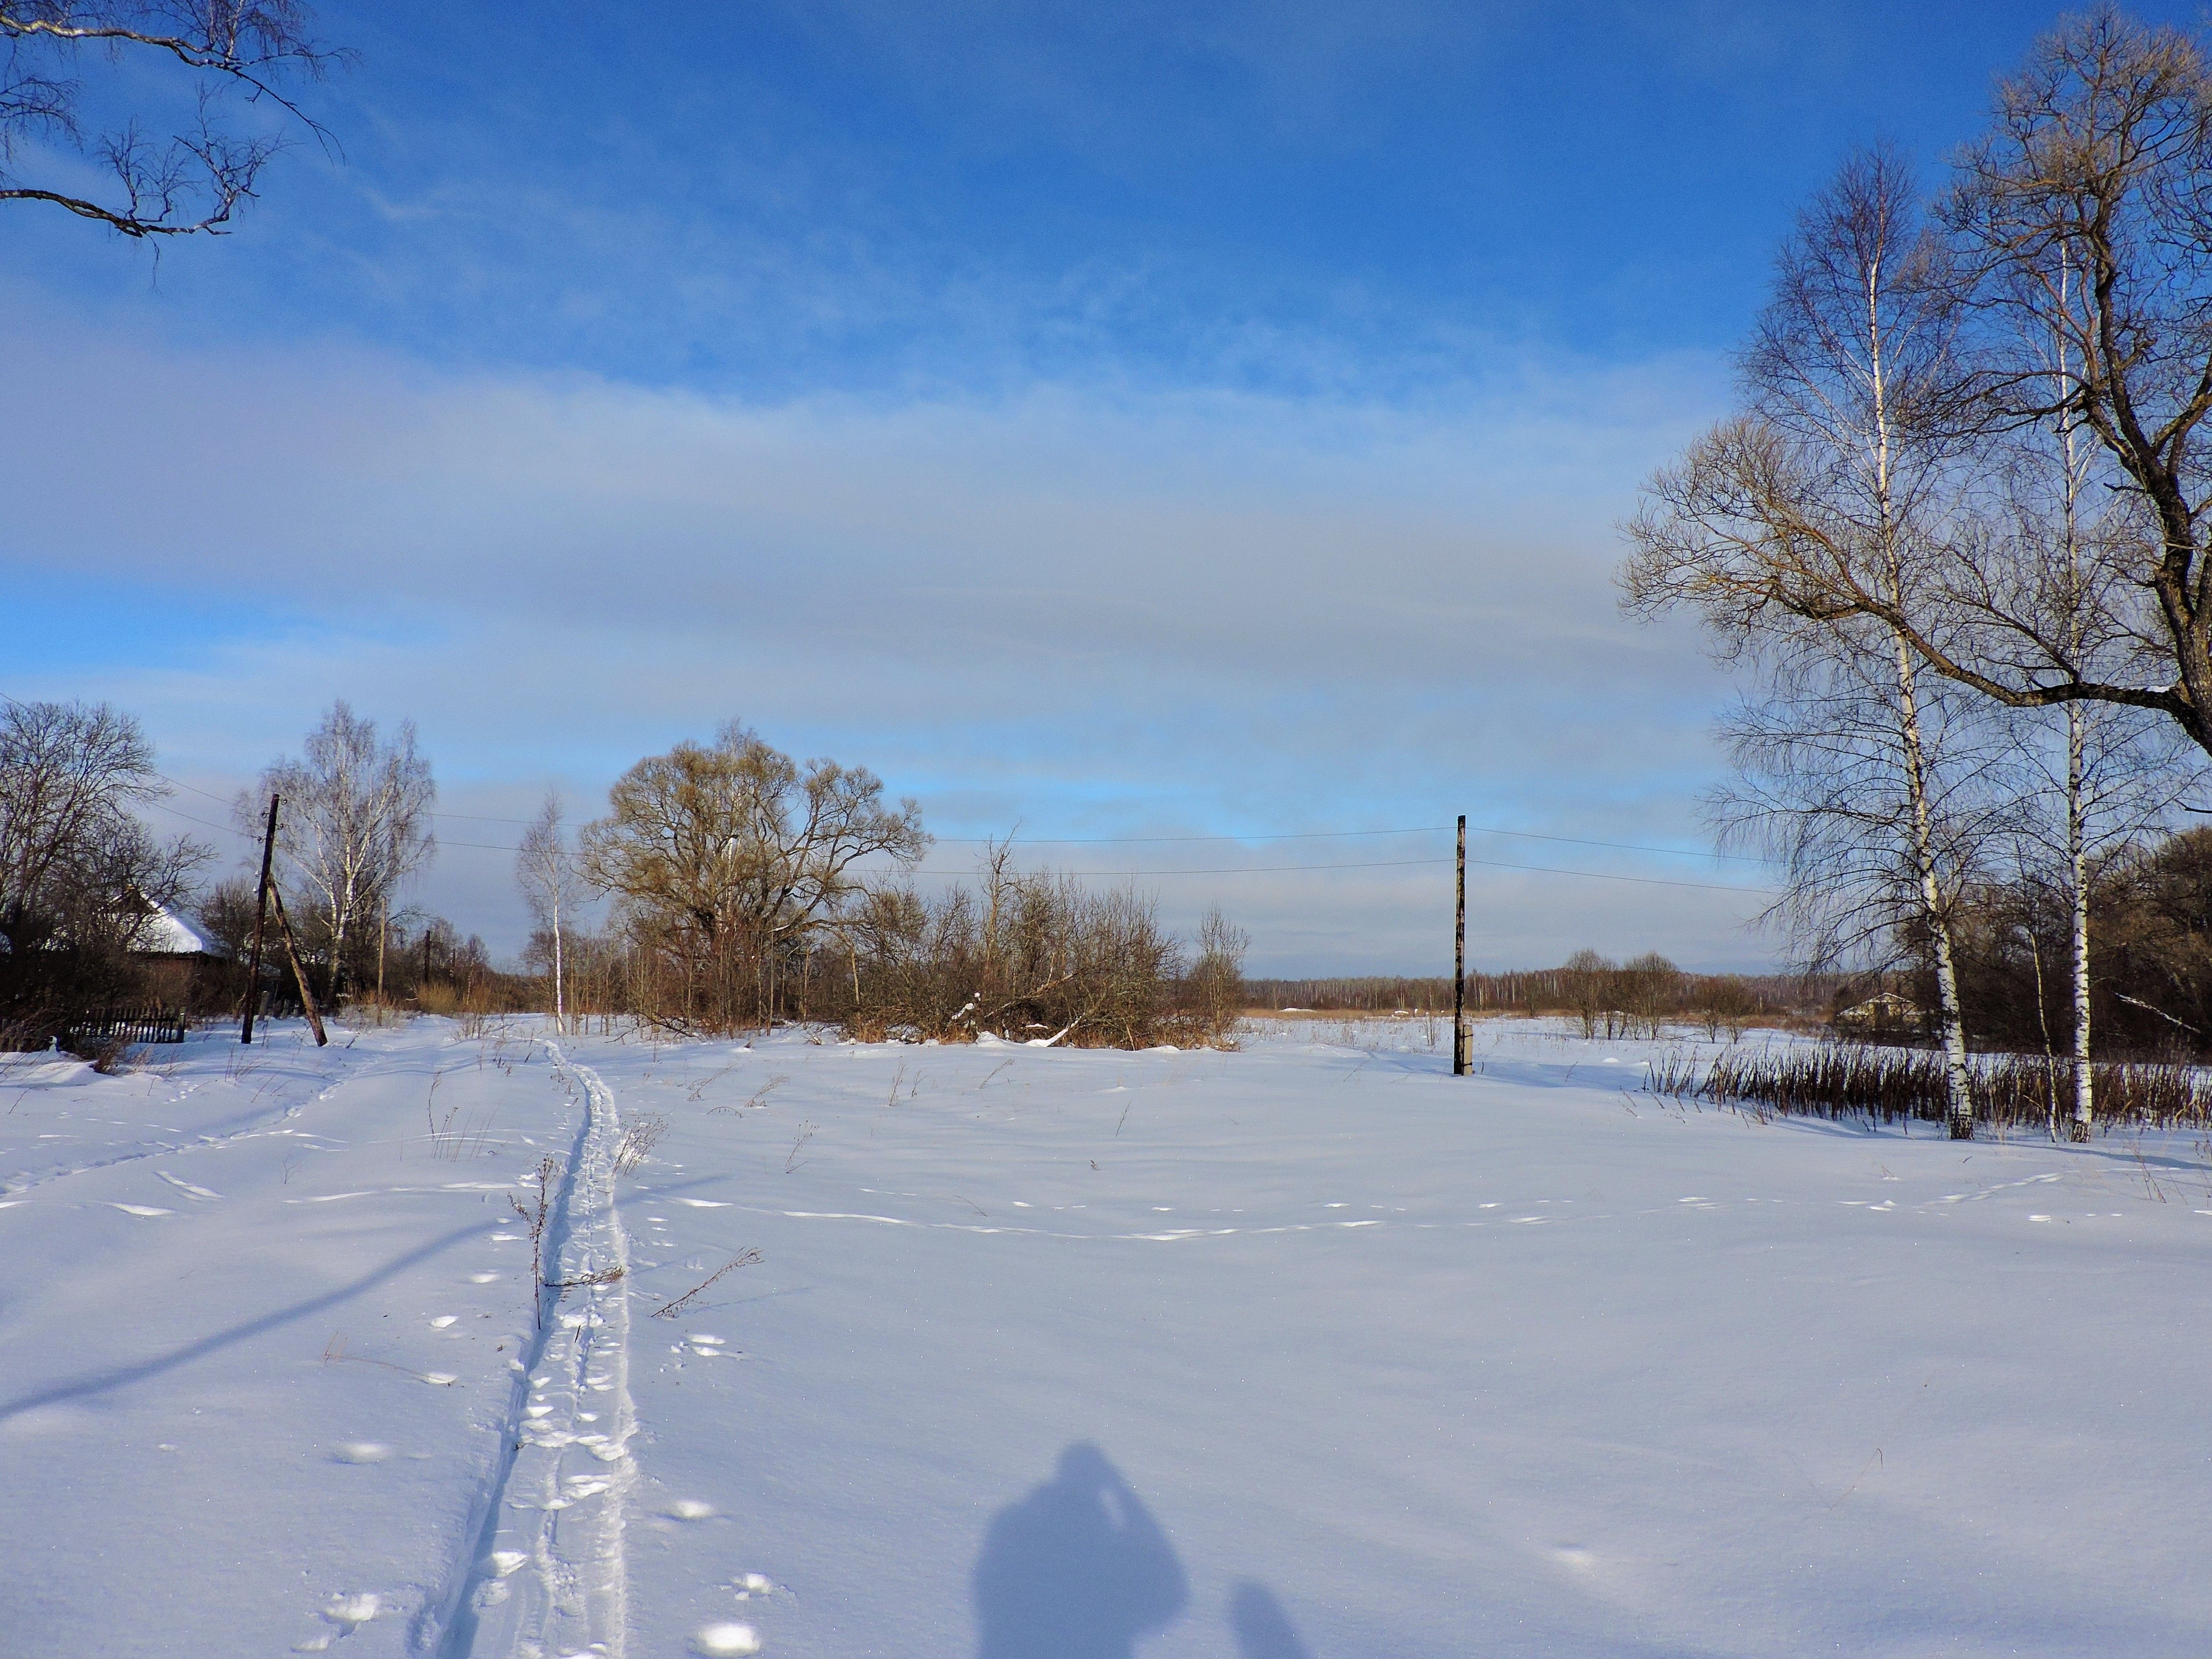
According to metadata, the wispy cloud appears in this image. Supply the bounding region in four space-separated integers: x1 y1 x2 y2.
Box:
1 300 1763 969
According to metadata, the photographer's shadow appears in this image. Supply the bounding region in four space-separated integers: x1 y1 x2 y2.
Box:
972 1443 1189 1659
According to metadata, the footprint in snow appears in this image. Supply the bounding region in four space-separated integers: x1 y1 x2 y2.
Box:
332 1443 392 1464
293 1591 379 1650
467 1272 499 1284
430 1316 457 1328
666 1498 715 1520
692 1624 760 1657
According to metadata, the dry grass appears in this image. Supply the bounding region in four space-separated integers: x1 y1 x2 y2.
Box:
1648 1043 2212 1132
613 1113 668 1175
651 1247 763 1320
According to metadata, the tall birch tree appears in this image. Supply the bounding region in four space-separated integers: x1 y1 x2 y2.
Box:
1623 149 1985 1136
517 792 581 1035
243 702 434 999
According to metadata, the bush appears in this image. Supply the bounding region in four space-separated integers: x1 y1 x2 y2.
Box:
841 856 1245 1049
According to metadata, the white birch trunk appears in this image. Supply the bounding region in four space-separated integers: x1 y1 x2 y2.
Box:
553 890 566 1037
1865 252 1974 1139
1893 628 1976 1138
2068 703 2093 1140
2057 283 2095 1143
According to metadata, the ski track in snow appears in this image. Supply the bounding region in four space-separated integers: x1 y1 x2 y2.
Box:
434 1044 636 1659
0 1046 361 1199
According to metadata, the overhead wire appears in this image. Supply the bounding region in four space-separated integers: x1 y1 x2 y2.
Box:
155 772 1771 866
147 800 1768 893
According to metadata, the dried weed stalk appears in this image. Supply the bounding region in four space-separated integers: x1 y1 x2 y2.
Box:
652 1248 763 1320
613 1113 668 1175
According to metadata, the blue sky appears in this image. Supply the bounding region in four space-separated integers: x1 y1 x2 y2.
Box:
5 1 2178 972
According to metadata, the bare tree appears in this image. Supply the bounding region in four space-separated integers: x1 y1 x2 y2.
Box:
1710 630 2011 1037
579 722 927 1033
0 697 206 1028
1559 948 1613 1039
1183 905 1250 1034
1974 283 2204 1136
1 697 157 952
1 0 342 238
1777 11 2212 765
241 701 433 1001
1624 150 1986 1136
516 791 582 1035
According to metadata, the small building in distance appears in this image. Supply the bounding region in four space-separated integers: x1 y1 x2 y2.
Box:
1834 990 1922 1036
129 899 235 1015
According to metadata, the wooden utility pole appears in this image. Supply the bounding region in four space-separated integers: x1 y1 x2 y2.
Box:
1454 814 1469 1076
240 793 279 1045
269 883 330 1046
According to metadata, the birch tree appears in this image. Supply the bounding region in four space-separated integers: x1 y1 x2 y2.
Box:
1623 149 1986 1136
243 702 433 1000
1978 287 2201 1137
516 792 581 1035
1867 10 2212 765
1 1 341 238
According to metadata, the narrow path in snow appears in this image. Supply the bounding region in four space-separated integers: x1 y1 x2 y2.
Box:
0 1043 364 1198
434 1044 637 1659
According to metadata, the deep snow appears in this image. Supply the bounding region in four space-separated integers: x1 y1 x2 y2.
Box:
3 1014 2209 1657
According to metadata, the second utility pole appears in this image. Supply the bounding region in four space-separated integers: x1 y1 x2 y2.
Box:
1453 813 1469 1076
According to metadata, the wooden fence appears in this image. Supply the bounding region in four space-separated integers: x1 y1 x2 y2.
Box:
63 1005 190 1048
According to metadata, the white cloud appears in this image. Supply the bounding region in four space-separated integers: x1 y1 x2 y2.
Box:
1 303 1770 970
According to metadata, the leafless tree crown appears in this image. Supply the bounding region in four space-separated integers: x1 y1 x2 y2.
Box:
1 0 342 237
240 700 434 998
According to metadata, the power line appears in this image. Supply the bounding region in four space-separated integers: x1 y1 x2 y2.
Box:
159 772 534 832
154 773 1766 864
929 824 1769 862
156 805 258 842
149 803 1768 892
889 855 1767 894
153 802 525 854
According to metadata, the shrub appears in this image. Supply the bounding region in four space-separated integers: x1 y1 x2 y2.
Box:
841 853 1245 1049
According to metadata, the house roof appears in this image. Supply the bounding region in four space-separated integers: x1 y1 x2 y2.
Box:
136 902 213 956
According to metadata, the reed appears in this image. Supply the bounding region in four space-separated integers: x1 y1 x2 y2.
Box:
1647 1044 2212 1132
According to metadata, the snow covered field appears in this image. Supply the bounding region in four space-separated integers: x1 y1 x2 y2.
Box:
4 1014 2210 1657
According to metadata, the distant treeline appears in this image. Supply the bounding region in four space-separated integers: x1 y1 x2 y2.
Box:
1246 971 1829 1020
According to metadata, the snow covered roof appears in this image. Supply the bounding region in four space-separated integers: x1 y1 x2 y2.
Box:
1838 991 1919 1020
136 902 213 956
